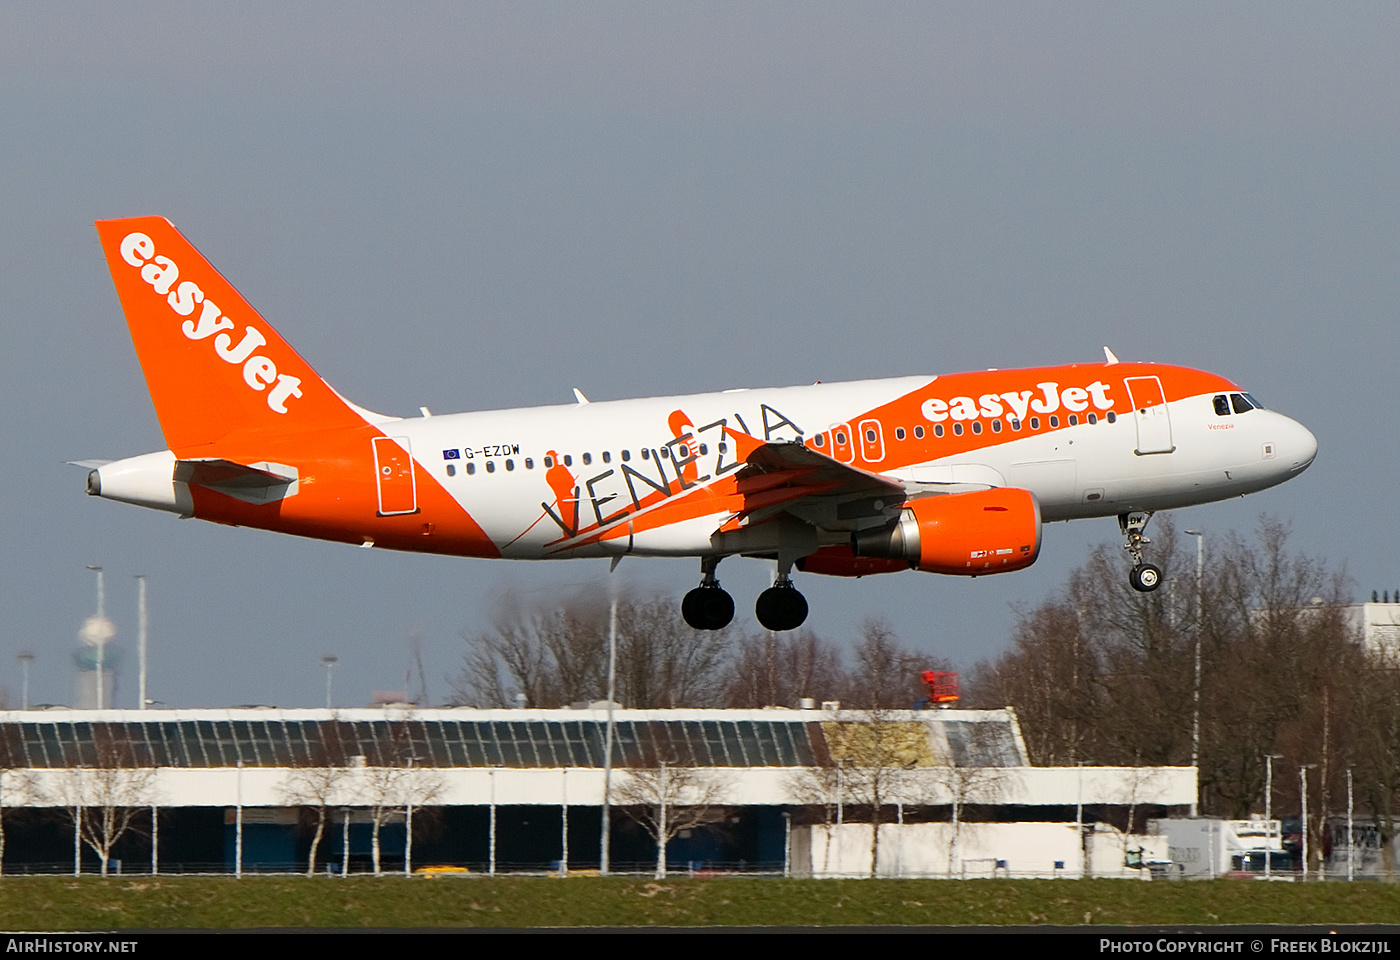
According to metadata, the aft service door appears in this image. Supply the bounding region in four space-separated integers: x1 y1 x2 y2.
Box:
1124 376 1174 455
373 436 419 516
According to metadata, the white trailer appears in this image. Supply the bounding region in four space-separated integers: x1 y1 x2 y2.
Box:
1148 818 1288 879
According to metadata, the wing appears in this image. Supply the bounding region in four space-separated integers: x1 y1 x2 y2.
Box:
721 429 999 536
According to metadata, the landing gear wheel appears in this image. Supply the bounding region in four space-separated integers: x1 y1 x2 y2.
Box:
755 584 809 632
682 586 735 630
1129 563 1162 593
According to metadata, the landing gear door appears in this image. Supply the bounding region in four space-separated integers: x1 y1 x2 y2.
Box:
1124 376 1174 455
373 436 419 516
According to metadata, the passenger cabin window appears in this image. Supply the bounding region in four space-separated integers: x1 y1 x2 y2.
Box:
602 451 611 463
1214 395 1231 416
914 425 925 439
582 453 592 465
895 427 906 440
933 424 943 438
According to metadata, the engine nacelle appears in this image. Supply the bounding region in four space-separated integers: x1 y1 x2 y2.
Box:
851 487 1042 576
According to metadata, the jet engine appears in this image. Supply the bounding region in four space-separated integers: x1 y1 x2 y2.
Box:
850 487 1042 575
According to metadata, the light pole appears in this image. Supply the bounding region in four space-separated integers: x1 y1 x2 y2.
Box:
321 655 338 709
135 575 148 711
600 591 618 875
16 653 33 710
1184 529 1204 817
404 756 420 876
1265 753 1283 880
82 566 114 710
1300 763 1317 880
1347 767 1355 882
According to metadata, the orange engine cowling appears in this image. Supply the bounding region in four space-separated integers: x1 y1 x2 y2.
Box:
850 487 1042 576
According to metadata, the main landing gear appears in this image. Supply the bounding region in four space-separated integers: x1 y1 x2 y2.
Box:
1119 511 1162 593
755 574 808 633
681 557 810 632
682 557 736 631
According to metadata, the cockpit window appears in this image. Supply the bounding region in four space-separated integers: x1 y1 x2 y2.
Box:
1213 395 1230 416
1244 393 1264 409
1230 393 1256 414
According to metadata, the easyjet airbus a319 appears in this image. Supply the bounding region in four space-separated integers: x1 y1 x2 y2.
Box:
84 218 1317 632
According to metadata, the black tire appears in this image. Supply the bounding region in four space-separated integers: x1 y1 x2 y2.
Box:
701 587 735 629
681 588 706 629
1129 563 1162 593
682 586 735 630
755 585 809 632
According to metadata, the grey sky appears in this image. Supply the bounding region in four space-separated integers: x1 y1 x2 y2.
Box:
1 3 1393 709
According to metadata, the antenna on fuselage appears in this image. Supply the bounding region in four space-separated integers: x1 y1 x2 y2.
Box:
572 388 590 404
1103 346 1120 365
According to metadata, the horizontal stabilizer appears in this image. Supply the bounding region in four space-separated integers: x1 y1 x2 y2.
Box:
173 458 299 504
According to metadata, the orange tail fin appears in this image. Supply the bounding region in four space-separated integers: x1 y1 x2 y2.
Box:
95 217 365 454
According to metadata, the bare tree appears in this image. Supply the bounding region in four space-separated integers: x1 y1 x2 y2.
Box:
724 629 846 707
923 722 1012 877
453 589 734 708
967 515 1368 839
614 762 730 878
784 759 845 874
844 619 943 710
355 715 444 876
59 728 155 876
277 716 355 876
821 713 924 877
1351 647 1400 879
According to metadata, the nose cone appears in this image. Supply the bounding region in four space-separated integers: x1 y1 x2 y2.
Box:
1279 415 1318 474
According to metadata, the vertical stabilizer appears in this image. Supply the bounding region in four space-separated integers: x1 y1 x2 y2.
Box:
94 217 365 454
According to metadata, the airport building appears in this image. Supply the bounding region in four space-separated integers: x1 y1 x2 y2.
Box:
0 705 1193 877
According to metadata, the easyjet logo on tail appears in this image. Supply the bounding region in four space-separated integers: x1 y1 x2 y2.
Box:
118 232 303 414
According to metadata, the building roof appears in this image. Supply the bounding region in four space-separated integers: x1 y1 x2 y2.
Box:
0 706 1027 771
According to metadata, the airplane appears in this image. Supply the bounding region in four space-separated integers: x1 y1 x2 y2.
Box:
84 217 1318 632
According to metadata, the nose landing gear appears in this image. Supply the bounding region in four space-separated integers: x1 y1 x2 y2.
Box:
681 557 736 631
1120 511 1162 593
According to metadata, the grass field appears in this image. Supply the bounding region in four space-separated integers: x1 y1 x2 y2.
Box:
0 876 1397 929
